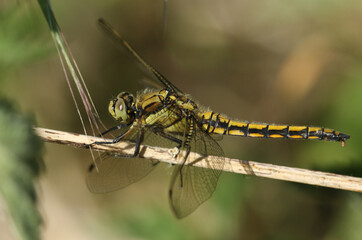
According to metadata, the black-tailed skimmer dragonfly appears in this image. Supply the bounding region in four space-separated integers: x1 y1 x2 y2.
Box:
87 19 350 219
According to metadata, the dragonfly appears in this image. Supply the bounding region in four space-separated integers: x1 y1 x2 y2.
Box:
86 18 350 219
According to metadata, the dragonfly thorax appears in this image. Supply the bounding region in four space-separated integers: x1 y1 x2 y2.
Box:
108 92 135 124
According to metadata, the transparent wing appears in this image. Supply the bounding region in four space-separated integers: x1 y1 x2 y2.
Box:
140 77 164 91
132 107 225 218
87 125 160 193
87 152 158 193
168 120 225 219
98 18 183 94
88 98 224 218
86 109 182 193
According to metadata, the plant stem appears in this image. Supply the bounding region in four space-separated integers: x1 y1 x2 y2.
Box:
34 127 362 193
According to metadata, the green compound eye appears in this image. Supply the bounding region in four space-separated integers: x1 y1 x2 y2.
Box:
108 92 135 124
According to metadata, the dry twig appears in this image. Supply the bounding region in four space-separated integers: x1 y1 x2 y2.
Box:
34 127 362 193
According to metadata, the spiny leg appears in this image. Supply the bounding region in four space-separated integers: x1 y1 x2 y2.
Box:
109 129 145 158
157 130 183 148
93 128 130 145
91 127 144 158
97 124 128 137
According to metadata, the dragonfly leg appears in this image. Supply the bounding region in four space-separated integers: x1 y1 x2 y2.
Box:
94 129 144 159
131 129 144 157
157 131 183 147
93 131 128 145
88 126 132 148
157 131 183 157
97 123 128 137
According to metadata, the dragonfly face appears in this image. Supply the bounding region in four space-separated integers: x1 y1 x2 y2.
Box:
108 92 135 125
87 19 350 219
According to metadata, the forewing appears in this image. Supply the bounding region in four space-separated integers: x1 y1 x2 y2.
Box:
87 153 158 193
140 77 164 91
169 122 225 218
87 124 158 193
87 109 182 194
98 18 183 94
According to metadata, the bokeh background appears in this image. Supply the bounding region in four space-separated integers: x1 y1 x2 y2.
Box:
1 0 361 239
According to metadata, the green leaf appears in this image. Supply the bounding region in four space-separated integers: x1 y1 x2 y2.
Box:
0 4 51 69
0 98 44 240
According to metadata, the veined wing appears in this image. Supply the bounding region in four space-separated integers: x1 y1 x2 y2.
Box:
87 153 158 193
98 18 183 94
168 118 225 219
140 77 165 91
87 125 159 193
136 103 225 218
86 106 183 193
140 104 225 218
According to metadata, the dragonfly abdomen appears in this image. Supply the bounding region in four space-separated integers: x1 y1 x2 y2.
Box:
199 112 350 143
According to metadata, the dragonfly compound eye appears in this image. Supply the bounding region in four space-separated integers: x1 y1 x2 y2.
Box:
117 92 134 106
108 92 135 124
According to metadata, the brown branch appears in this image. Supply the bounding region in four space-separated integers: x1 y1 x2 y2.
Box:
34 127 362 193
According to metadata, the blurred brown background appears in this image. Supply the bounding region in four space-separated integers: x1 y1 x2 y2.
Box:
1 0 361 239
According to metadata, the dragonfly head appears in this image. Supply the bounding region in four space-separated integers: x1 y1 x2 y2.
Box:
108 92 135 124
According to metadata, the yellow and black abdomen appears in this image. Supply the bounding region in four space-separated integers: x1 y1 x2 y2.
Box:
199 112 350 143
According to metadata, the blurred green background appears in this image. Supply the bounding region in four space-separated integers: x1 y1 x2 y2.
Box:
0 0 361 239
